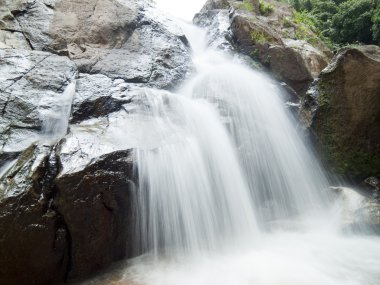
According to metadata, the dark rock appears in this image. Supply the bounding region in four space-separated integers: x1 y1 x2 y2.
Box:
0 145 69 285
301 46 380 181
54 148 135 278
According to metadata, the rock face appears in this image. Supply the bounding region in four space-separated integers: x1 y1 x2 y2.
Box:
0 145 69 285
0 49 77 154
0 0 191 89
196 0 332 94
0 0 192 284
300 46 380 182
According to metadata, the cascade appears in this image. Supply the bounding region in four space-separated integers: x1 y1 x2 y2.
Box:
85 13 380 285
40 81 76 142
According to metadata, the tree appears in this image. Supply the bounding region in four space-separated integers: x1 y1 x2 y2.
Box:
372 3 380 44
331 0 376 44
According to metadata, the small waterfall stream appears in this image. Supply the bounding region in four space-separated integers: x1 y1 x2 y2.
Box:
82 16 380 285
40 81 76 143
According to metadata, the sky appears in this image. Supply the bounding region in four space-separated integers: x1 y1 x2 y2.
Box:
154 0 207 21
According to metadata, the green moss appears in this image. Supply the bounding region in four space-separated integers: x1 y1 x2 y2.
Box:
282 16 293 28
259 0 274 16
239 0 255 12
250 30 271 44
315 81 380 180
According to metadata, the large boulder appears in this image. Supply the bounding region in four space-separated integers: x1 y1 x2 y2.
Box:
0 145 69 285
0 48 77 155
301 46 380 182
0 0 192 89
195 0 332 94
0 0 193 283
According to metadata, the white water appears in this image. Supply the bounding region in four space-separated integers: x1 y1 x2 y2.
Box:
40 81 76 142
83 20 380 285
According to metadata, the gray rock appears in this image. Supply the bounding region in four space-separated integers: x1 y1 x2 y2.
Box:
1 0 192 89
70 74 134 124
0 48 77 155
0 0 194 283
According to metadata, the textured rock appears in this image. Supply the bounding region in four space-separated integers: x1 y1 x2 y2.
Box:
0 0 193 283
54 148 135 278
0 0 192 89
196 0 332 94
70 74 134 123
0 48 77 154
301 46 380 181
0 145 69 285
230 10 330 94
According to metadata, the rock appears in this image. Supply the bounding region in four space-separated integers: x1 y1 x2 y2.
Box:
0 145 69 285
1 0 192 89
70 74 135 124
194 9 234 51
195 0 332 94
0 48 77 155
54 148 135 278
0 0 193 283
229 8 331 94
329 187 380 232
301 46 380 182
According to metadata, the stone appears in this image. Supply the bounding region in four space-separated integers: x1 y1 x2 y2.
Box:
0 0 192 90
301 46 380 182
196 0 332 94
0 48 77 155
0 145 69 285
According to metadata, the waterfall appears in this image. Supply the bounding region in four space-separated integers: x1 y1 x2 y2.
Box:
40 81 76 142
85 17 380 285
134 23 332 255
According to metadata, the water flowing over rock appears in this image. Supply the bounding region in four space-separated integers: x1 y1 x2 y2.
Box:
0 0 192 283
195 0 332 94
0 49 77 155
329 187 380 233
300 45 380 182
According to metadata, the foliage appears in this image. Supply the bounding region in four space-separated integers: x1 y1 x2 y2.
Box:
259 0 275 16
288 0 380 45
250 30 271 44
239 0 255 12
373 4 380 42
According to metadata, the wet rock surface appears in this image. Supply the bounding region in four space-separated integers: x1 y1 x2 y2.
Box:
196 0 332 94
0 145 69 285
0 0 192 283
300 46 380 182
0 48 77 154
0 0 192 89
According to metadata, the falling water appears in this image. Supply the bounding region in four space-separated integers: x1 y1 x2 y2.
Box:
82 18 380 285
40 81 76 142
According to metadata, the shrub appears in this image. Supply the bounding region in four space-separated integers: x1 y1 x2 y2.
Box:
259 0 275 16
251 30 270 44
239 0 255 12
